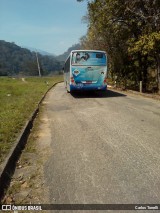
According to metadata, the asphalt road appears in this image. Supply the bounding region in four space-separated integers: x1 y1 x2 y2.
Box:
42 83 160 213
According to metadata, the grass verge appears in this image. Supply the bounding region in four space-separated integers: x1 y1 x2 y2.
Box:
0 75 63 163
2 104 49 213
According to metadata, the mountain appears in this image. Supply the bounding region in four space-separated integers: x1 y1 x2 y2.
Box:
21 46 55 56
0 40 82 76
56 43 81 62
0 40 63 76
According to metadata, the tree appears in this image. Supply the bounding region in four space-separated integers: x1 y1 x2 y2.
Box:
78 0 160 93
125 0 160 92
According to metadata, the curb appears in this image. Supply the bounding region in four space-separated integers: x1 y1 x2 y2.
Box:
108 86 160 101
0 81 63 202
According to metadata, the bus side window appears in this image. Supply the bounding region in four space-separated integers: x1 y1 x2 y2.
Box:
65 57 70 73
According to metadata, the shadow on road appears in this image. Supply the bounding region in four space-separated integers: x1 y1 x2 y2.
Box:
71 89 127 99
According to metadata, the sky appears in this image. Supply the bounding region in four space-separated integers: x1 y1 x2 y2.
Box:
0 0 88 55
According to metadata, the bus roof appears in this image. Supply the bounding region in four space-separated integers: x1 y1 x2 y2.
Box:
70 50 106 54
64 50 107 63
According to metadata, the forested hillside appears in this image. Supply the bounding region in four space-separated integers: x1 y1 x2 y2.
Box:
78 0 160 93
0 40 63 76
56 43 81 61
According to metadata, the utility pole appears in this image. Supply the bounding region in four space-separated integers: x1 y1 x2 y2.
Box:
36 51 41 77
140 81 142 93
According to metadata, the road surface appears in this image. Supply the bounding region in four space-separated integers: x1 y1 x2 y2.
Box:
41 83 160 212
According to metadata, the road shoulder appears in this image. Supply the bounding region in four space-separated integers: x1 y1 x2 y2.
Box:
2 103 51 209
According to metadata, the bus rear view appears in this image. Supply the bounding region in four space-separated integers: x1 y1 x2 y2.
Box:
64 50 107 92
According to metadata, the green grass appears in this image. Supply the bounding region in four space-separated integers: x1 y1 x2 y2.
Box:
0 76 63 163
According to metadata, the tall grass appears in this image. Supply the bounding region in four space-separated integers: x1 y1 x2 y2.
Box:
0 76 63 163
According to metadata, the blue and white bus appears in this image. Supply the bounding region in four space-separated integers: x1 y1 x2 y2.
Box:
64 50 107 92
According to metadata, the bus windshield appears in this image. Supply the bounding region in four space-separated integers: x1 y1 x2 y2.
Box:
71 51 106 66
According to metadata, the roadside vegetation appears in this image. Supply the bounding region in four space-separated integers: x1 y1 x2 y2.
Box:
0 76 63 163
78 0 160 94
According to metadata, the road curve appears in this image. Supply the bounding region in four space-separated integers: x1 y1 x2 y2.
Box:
42 83 160 213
